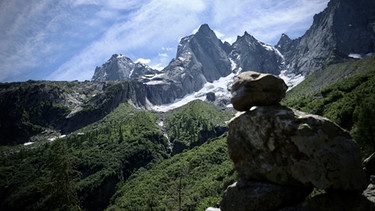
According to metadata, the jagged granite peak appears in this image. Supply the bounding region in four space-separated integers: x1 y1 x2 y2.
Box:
164 23 232 92
179 23 231 82
278 0 375 76
275 33 293 52
230 32 283 75
92 54 158 82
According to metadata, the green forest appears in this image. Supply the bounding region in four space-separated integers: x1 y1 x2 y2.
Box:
0 100 234 210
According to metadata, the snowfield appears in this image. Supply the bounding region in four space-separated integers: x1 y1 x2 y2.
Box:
150 69 304 112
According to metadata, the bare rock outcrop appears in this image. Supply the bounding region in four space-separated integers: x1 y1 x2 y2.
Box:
220 179 312 211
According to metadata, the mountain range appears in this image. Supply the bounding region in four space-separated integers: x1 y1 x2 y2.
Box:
92 0 375 107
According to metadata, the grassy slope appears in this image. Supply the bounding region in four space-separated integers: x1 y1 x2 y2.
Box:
165 100 233 154
285 55 375 103
284 57 375 158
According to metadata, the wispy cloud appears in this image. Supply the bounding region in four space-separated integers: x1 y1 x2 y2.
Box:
0 0 329 82
47 0 209 81
207 0 329 43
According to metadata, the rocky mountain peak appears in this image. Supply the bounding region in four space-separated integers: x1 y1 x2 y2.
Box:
195 23 212 35
92 54 134 82
235 31 257 44
167 24 231 85
230 32 283 75
281 0 375 76
91 54 158 82
275 33 292 53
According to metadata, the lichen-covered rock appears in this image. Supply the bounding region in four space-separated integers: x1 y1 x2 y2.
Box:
227 105 367 191
220 179 312 211
231 71 287 111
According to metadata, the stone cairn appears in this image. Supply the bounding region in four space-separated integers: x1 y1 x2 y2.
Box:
214 71 373 211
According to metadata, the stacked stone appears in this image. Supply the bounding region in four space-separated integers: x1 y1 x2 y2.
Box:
218 71 370 210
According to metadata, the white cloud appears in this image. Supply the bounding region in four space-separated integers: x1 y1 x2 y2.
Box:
48 0 209 80
206 0 328 44
135 58 151 64
0 0 58 81
158 53 169 58
0 0 329 82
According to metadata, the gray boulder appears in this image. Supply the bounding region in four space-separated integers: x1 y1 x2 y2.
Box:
282 191 375 211
231 71 287 111
227 105 367 191
220 179 312 211
363 153 375 203
363 181 375 204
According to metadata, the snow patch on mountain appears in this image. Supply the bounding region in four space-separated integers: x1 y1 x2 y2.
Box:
259 42 274 52
348 53 362 59
150 66 302 112
279 69 304 90
151 72 237 112
348 53 375 59
259 42 284 59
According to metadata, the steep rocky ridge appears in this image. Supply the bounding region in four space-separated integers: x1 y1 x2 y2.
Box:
91 24 285 107
277 0 375 76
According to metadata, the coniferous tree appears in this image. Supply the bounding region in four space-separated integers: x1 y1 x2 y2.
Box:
41 139 81 211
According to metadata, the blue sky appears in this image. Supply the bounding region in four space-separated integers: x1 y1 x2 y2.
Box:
0 0 329 82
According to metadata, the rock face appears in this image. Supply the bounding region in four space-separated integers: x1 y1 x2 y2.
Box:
231 71 287 111
230 32 283 75
363 153 375 204
162 24 232 93
227 106 367 191
220 180 312 211
277 0 375 76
